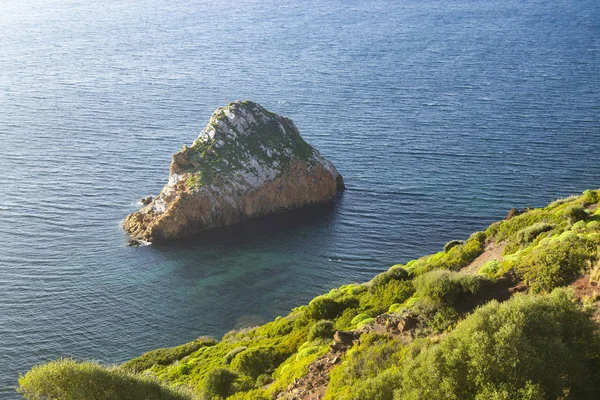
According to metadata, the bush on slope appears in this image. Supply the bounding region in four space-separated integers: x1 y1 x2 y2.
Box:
18 359 195 400
397 289 600 400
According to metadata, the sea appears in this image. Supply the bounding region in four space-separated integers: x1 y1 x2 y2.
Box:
0 0 599 397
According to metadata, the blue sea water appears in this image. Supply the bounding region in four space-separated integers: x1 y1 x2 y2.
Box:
0 0 599 397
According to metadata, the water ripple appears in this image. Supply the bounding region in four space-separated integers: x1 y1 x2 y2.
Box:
0 0 599 398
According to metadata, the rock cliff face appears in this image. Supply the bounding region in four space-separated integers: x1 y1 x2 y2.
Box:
123 101 345 241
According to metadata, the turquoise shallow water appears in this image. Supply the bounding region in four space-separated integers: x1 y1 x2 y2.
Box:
0 0 599 397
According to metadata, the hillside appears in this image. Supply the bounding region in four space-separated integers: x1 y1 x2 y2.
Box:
19 189 600 400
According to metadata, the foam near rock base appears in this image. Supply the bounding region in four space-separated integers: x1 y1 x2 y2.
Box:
123 101 344 241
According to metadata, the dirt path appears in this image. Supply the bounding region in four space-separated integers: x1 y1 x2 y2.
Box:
460 241 505 274
279 247 522 400
278 348 345 400
277 320 417 400
571 274 600 323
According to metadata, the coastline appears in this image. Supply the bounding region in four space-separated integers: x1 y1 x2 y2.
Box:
19 189 600 399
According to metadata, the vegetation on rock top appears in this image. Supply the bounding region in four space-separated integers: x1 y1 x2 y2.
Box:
180 101 316 188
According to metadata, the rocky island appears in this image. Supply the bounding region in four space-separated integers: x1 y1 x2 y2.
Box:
123 101 344 242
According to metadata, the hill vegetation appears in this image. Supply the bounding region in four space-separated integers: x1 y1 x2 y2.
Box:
19 189 600 400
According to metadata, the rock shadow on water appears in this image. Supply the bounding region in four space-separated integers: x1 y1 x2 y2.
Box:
151 194 344 251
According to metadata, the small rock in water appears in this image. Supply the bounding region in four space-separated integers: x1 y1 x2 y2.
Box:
140 196 153 205
128 239 141 247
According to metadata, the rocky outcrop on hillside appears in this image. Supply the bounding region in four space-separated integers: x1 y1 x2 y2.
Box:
123 101 344 241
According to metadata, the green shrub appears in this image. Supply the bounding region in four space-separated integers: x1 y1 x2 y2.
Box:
356 318 376 328
354 367 402 400
369 266 409 293
388 303 403 313
516 222 554 245
516 235 596 292
583 190 599 206
334 308 360 330
546 195 579 210
18 359 194 400
584 232 600 243
360 280 415 315
121 337 215 373
307 320 334 341
223 347 247 365
414 270 484 306
203 368 238 399
230 347 279 379
411 232 486 275
254 374 272 388
486 208 564 247
305 297 344 320
572 220 588 233
348 284 368 295
429 306 459 332
562 205 588 223
351 314 371 325
587 221 600 231
444 240 464 253
295 346 321 360
478 260 501 279
404 296 419 307
558 230 576 241
397 290 600 400
242 316 294 339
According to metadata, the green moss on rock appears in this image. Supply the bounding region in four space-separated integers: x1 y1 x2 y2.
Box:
181 102 316 187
